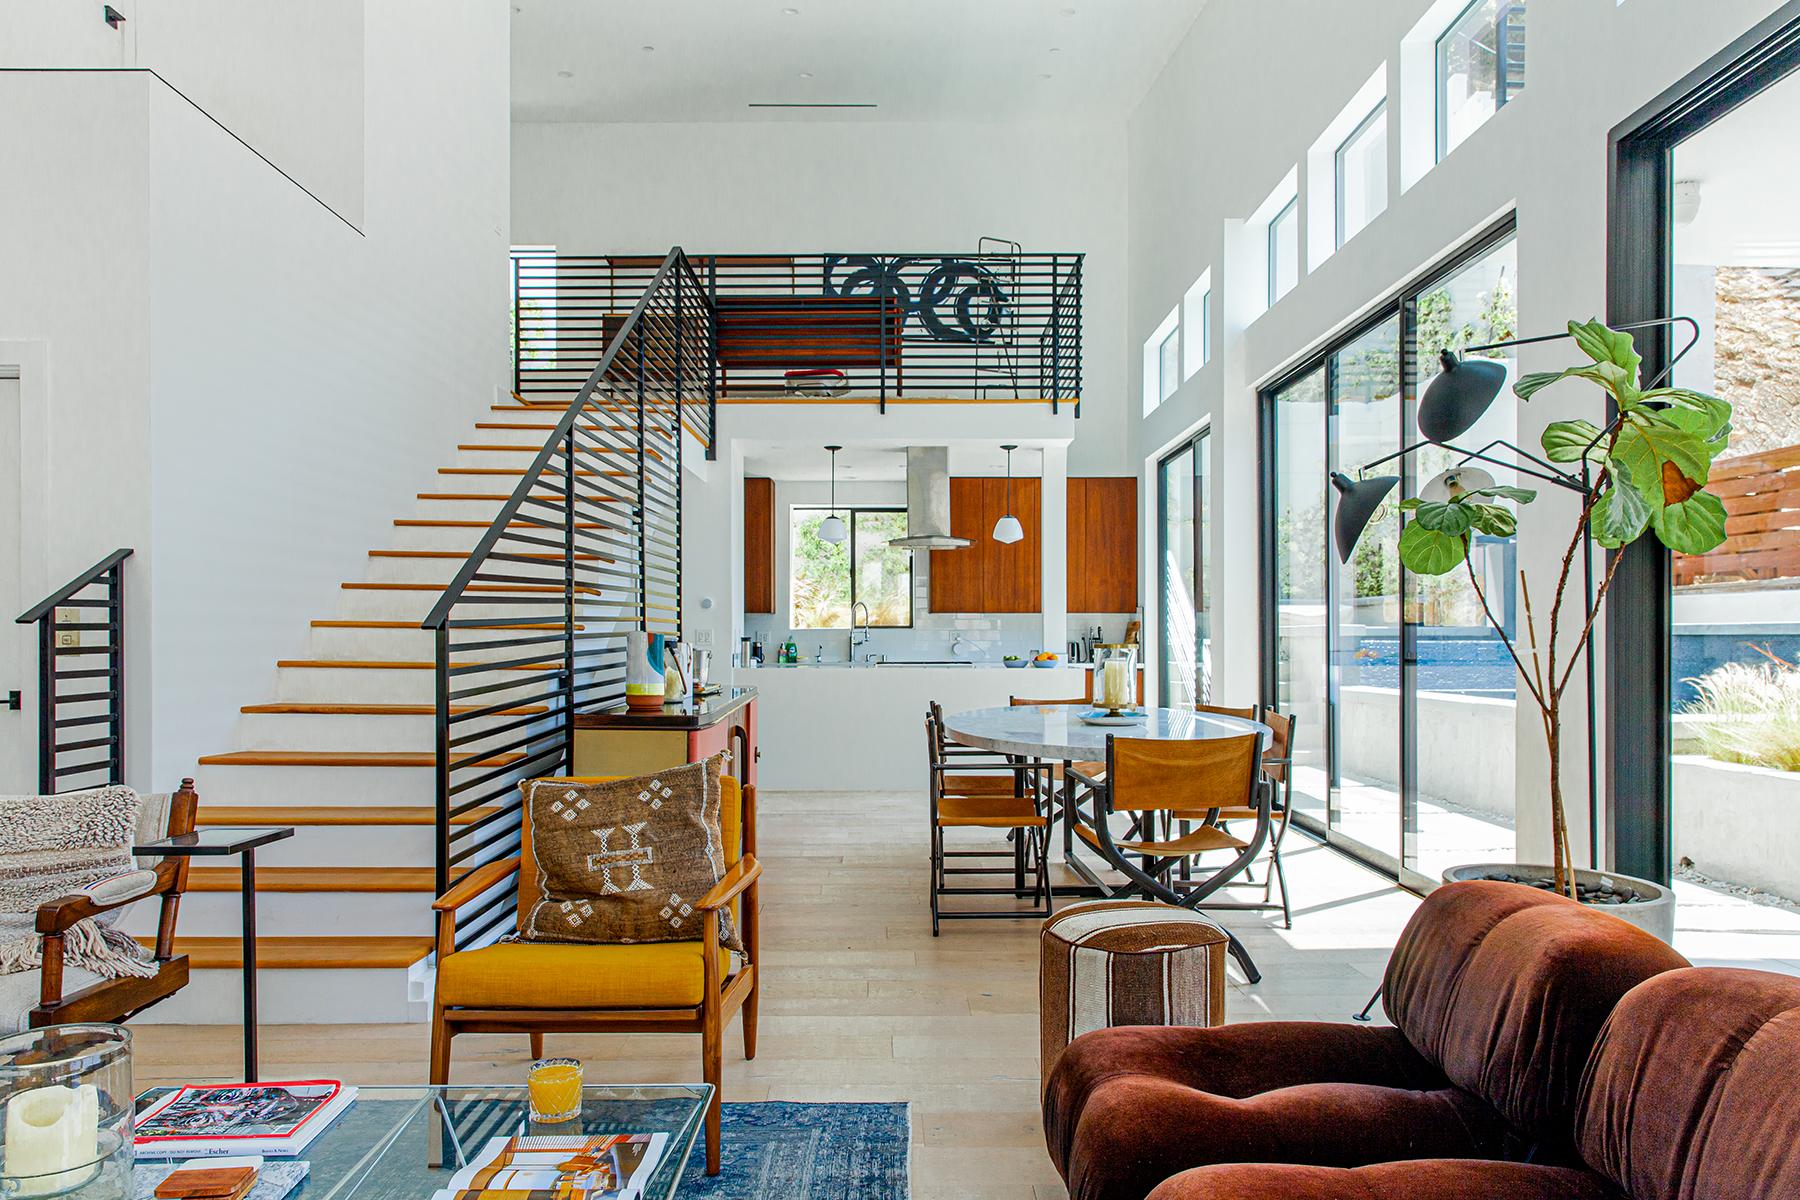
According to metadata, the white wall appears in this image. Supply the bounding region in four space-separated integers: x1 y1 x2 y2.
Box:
1 2 511 788
1123 0 1793 866
0 0 366 223
511 119 1130 475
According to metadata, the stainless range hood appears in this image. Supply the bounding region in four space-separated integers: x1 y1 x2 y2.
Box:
886 446 971 550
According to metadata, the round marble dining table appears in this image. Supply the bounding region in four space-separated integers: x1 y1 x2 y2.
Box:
943 704 1271 760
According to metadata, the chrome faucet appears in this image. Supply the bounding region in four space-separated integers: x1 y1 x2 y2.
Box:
851 601 871 662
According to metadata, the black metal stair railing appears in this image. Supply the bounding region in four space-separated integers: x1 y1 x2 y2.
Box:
513 247 1083 416
425 247 713 947
15 548 133 793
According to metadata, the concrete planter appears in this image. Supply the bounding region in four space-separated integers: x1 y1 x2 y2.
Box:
1441 863 1677 944
1673 755 1800 900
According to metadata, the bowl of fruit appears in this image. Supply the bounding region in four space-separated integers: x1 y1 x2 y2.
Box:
1003 655 1027 669
1031 651 1060 668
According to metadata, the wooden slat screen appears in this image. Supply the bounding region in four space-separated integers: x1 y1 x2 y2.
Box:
1673 442 1800 586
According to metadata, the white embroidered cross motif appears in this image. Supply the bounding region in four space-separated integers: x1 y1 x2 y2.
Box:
586 822 655 893
658 892 694 931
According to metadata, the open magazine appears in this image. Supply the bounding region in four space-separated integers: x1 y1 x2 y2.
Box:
135 1082 357 1159
436 1133 668 1200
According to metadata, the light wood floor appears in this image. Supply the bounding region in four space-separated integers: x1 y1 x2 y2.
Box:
134 790 1418 1200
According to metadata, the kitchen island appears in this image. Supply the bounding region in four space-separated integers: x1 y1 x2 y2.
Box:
734 663 1089 790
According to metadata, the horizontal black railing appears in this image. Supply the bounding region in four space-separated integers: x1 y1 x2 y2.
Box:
427 248 710 947
16 548 133 793
513 246 1083 415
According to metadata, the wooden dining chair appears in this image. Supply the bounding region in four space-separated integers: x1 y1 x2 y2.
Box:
1197 702 1260 721
925 704 1051 934
1008 696 1107 855
1075 734 1271 981
1196 709 1299 927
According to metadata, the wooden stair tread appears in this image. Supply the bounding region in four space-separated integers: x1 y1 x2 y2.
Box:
393 520 609 529
310 621 584 632
417 492 626 504
197 749 525 767
242 702 548 716
146 936 435 970
274 659 560 671
341 582 603 595
187 866 436 893
368 549 604 561
457 443 645 454
437 467 623 477
199 805 497 826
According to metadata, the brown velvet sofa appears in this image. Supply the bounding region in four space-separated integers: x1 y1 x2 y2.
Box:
1044 881 1691 1200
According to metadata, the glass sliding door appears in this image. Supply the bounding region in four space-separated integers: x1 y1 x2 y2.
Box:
1262 216 1520 884
1271 369 1330 829
1158 430 1211 707
1328 319 1403 863
1403 235 1520 882
1662 64 1800 966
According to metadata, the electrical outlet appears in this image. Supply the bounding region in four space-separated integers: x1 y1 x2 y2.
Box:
54 608 80 649
691 628 714 648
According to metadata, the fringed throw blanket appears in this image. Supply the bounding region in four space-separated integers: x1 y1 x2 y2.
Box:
0 785 157 979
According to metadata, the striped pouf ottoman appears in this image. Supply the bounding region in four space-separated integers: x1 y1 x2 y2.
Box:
1039 899 1229 1090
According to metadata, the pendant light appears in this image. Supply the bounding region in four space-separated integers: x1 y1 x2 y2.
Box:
992 444 1024 544
817 445 848 544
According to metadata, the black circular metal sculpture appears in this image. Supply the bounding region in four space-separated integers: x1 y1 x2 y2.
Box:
823 255 1010 344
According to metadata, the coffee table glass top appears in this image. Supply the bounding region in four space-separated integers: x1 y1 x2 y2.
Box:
136 1085 711 1200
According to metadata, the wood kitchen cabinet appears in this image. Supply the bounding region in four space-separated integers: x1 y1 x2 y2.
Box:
1068 476 1138 613
929 476 1041 613
744 476 774 614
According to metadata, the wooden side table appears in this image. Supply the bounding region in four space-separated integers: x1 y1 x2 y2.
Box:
133 826 295 1081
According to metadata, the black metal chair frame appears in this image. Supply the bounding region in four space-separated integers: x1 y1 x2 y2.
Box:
926 705 1053 934
1069 733 1273 982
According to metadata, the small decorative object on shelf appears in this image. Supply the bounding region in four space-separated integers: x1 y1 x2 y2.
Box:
1094 644 1138 714
525 1059 583 1125
625 632 666 712
0 1023 134 1200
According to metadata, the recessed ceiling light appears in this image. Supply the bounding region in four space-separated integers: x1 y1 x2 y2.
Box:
783 6 800 13
1049 47 1062 54
798 71 814 78
1038 72 1053 79
556 69 573 78
1060 6 1077 14
641 44 655 52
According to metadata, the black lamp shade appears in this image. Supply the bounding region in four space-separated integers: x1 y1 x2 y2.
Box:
1418 352 1508 444
1331 471 1399 563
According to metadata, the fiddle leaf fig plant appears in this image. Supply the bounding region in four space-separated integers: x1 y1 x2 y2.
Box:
1395 319 1733 898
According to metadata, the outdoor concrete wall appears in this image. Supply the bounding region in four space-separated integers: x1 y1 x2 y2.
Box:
1339 686 1517 821
1674 756 1800 901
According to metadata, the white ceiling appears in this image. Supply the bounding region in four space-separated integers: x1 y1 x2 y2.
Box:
511 0 1210 123
743 441 1051 482
1674 66 1800 268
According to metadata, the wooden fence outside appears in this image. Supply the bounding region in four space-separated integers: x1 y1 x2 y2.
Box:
1674 442 1800 587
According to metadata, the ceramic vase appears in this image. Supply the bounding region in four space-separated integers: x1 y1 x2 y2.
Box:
625 631 667 711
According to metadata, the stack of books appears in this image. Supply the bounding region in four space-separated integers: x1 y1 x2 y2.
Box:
135 1082 357 1160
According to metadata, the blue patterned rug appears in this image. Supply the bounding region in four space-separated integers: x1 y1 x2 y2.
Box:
676 1102 910 1198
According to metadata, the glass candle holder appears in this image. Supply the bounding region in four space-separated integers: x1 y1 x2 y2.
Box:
0 1024 133 1200
1094 645 1138 713
526 1058 583 1124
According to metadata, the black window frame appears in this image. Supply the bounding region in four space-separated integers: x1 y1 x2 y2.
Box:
1435 0 1526 163
788 505 915 629
1157 426 1211 708
1605 1 1800 883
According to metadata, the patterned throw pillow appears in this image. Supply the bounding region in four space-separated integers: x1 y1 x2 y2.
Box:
519 754 740 950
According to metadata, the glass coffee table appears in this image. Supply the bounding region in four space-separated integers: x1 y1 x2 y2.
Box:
136 1084 712 1200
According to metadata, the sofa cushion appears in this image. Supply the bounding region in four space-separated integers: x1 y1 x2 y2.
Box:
1045 1022 1512 1200
1383 881 1687 1157
1576 967 1800 1200
1144 1159 1624 1200
437 940 735 1010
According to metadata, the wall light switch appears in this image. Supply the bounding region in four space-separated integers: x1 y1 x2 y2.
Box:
692 629 714 648
54 608 80 648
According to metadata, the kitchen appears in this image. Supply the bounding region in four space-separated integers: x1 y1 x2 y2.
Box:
727 441 1141 791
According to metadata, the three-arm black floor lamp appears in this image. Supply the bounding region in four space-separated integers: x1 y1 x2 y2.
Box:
1330 315 1700 877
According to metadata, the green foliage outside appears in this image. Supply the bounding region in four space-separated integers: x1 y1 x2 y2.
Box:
789 509 912 630
1686 652 1800 773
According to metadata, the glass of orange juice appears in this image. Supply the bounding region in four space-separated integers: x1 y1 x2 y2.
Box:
526 1057 583 1123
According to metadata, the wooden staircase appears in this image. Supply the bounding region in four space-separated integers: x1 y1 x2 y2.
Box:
125 401 608 1024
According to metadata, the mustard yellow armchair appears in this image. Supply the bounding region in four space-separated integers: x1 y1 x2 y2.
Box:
428 776 760 1176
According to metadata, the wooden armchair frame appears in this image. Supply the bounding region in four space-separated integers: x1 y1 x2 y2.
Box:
31 779 198 1027
429 781 761 1177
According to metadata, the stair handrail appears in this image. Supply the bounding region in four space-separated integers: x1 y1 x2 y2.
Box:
423 247 706 632
16 548 135 625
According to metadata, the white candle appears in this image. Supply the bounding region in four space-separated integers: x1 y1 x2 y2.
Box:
3 1084 99 1195
1101 660 1130 709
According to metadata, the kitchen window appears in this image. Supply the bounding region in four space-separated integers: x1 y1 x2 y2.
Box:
789 507 913 629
